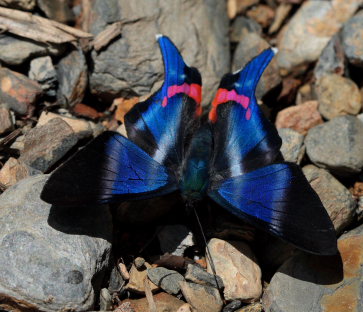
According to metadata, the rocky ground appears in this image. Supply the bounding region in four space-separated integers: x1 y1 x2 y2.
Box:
0 0 362 311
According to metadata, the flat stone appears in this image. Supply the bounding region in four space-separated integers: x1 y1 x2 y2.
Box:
276 100 323 135
37 0 74 23
87 0 229 106
0 175 112 312
263 224 363 312
125 263 159 294
277 128 305 164
29 56 57 97
232 32 281 99
19 118 78 172
305 115 363 175
0 107 13 135
316 74 361 120
207 238 262 302
147 267 184 295
0 67 42 115
179 281 223 312
185 264 224 289
277 0 360 73
342 10 363 67
230 16 262 43
0 0 35 10
303 165 356 234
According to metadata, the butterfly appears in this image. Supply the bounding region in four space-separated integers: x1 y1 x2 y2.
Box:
41 35 337 256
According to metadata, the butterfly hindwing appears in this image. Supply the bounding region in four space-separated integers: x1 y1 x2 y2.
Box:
41 132 177 206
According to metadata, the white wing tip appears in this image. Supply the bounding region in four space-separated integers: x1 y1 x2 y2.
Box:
271 47 278 54
155 34 164 40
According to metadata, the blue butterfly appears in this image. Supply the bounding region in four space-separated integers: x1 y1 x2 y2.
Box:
41 36 337 255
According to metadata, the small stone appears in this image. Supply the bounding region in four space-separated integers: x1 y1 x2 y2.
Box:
223 300 243 312
232 32 281 99
227 0 259 19
158 224 195 257
0 107 13 135
207 238 262 302
134 257 146 269
342 10 363 67
72 103 103 120
0 67 42 115
147 267 184 295
108 265 125 293
57 48 88 107
275 101 323 135
0 0 35 10
118 262 130 280
100 288 112 311
177 303 193 312
316 74 361 120
126 263 159 294
179 281 223 312
185 264 224 289
303 165 356 234
19 118 78 172
305 116 363 176
37 0 74 23
277 128 305 164
29 56 57 97
246 4 275 28
230 16 262 43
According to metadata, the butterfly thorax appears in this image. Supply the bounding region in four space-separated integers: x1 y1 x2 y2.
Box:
179 125 212 203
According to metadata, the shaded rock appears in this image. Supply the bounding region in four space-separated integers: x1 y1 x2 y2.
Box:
0 157 41 188
87 0 229 106
276 101 323 135
263 224 363 312
185 263 224 289
37 0 74 23
125 263 159 294
19 118 78 172
227 0 259 19
180 281 223 312
57 47 88 107
0 34 62 66
342 10 363 67
305 116 363 175
158 224 195 257
147 267 184 295
296 83 316 105
303 165 356 233
236 303 263 312
0 0 35 10
99 288 112 311
0 175 112 312
207 238 262 302
0 67 42 115
134 257 146 270
316 74 361 120
108 265 125 293
232 32 281 98
230 16 262 43
119 292 185 312
277 0 360 73
223 300 243 312
277 128 305 164
246 4 275 28
314 34 345 80
29 56 57 97
0 107 13 135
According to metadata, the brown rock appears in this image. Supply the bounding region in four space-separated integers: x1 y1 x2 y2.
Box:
227 0 259 19
0 67 42 115
0 107 13 135
237 302 263 312
206 238 262 302
275 101 323 134
316 74 362 120
125 263 159 294
0 157 39 187
72 103 103 120
246 4 275 28
179 281 223 312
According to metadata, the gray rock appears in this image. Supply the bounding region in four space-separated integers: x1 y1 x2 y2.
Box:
278 128 305 164
88 0 229 106
230 16 262 43
263 224 363 312
134 257 145 269
57 47 88 107
99 288 112 311
0 175 112 312
0 0 35 10
185 264 224 289
0 34 62 66
342 10 363 67
37 0 74 23
305 116 363 175
303 165 356 234
29 56 58 97
147 267 184 295
19 118 78 172
232 32 281 99
108 265 125 293
223 300 243 312
157 224 195 256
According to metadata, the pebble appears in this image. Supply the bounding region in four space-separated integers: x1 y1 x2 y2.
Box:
134 257 146 269
147 267 184 295
246 4 275 28
207 238 262 302
277 128 305 164
57 47 88 107
0 67 42 115
37 0 74 23
342 10 363 67
305 116 363 176
0 107 13 135
227 0 259 19
0 0 36 10
232 32 281 99
275 101 323 135
157 224 195 257
19 118 78 172
185 263 224 289
263 224 363 312
180 281 223 312
230 16 262 43
277 0 360 74
125 263 159 294
29 56 58 98
0 175 112 312
303 165 356 234
315 74 361 120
